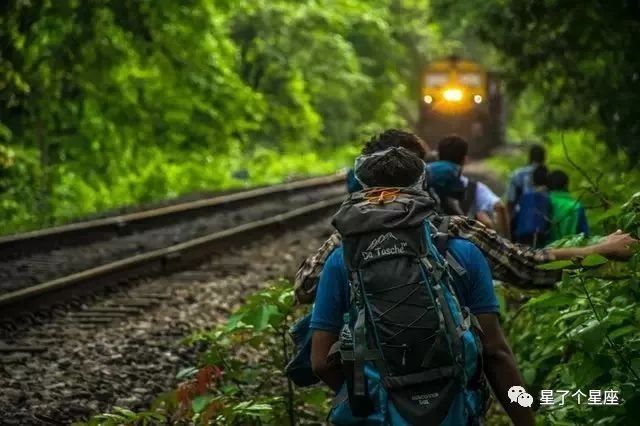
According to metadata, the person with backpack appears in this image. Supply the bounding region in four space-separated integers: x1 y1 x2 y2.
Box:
344 130 432 195
513 165 552 247
506 143 546 217
294 130 637 304
310 146 535 425
428 135 509 237
547 170 589 241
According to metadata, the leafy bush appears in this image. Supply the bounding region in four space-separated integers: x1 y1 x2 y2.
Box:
496 194 640 425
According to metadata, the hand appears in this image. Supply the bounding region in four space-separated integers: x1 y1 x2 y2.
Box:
593 230 639 259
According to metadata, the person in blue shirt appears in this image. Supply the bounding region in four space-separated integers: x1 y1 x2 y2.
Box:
506 143 546 217
513 165 552 247
311 146 535 425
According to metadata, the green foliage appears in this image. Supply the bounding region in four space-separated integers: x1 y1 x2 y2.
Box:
81 279 330 425
500 196 640 425
1 0 440 234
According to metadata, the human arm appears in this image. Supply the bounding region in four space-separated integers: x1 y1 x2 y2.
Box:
296 221 638 303
475 210 495 229
309 248 349 392
505 171 520 215
311 330 343 392
477 313 535 426
473 182 508 236
494 201 511 240
448 216 638 289
548 229 636 260
455 241 534 425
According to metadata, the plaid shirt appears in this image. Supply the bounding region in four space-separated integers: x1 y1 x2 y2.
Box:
294 215 558 304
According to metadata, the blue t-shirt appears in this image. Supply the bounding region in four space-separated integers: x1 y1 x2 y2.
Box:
311 238 499 333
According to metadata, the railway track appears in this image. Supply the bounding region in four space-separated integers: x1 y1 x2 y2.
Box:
0 218 336 424
0 174 346 324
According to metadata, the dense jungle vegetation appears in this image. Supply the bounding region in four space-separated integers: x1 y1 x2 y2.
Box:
3 0 640 425
1 0 452 233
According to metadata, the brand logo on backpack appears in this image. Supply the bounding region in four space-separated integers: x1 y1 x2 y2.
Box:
412 392 440 406
362 232 408 261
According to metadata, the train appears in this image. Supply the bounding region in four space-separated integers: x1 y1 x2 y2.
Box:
416 56 505 157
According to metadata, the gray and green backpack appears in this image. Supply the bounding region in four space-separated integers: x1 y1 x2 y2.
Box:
330 188 490 425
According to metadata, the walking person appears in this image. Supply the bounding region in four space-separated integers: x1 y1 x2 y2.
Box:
506 143 546 226
311 146 535 425
547 170 589 241
513 165 551 247
428 135 510 236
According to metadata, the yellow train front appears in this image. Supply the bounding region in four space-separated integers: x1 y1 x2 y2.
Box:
417 57 505 157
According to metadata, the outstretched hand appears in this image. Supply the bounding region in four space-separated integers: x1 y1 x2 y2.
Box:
594 230 639 259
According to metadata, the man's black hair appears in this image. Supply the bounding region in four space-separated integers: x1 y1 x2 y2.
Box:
356 147 424 188
361 129 428 160
437 135 468 165
529 144 546 164
548 169 569 191
532 165 548 187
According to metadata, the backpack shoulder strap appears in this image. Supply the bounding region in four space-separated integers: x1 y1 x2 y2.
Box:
434 216 468 278
435 215 450 256
460 180 477 215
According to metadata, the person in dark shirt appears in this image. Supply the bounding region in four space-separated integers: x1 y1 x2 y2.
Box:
507 143 546 215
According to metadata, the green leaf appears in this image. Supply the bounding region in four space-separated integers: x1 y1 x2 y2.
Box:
526 292 576 308
301 387 329 408
581 254 608 267
112 407 136 419
176 366 198 379
192 394 216 413
537 260 575 270
522 367 536 384
609 325 636 339
574 320 607 348
552 309 591 327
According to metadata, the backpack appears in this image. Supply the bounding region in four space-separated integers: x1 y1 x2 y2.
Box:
426 161 465 202
329 188 489 425
514 190 551 247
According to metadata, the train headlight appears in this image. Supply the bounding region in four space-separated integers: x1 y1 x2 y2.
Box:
443 88 463 102
423 95 433 104
473 95 483 104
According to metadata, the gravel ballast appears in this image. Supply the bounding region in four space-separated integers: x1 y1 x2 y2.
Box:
0 220 333 424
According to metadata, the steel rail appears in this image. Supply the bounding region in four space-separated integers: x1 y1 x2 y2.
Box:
0 195 344 320
0 173 345 259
